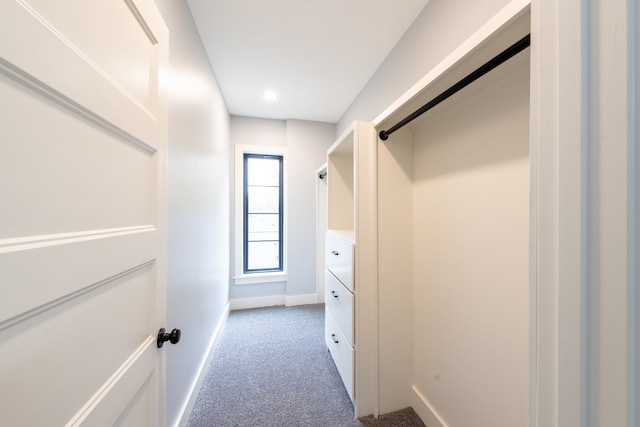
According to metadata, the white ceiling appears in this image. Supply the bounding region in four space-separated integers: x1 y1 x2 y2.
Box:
186 0 430 123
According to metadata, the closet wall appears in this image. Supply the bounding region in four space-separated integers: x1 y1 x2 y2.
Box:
373 4 531 425
421 51 527 427
377 58 530 426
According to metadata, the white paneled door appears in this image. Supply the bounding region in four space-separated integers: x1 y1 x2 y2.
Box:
0 1 169 426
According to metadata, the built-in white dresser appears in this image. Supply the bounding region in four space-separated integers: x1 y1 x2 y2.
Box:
324 121 377 417
324 122 357 403
324 230 355 400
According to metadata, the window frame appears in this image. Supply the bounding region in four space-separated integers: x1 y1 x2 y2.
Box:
242 153 284 274
234 144 287 285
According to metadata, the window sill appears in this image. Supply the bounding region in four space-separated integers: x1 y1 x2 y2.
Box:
233 272 287 285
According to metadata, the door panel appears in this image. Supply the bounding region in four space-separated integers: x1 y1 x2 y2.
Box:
0 228 157 326
3 265 156 425
0 0 168 425
0 70 154 238
23 0 157 110
0 0 162 146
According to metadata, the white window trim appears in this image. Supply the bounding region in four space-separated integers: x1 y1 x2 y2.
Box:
234 144 287 285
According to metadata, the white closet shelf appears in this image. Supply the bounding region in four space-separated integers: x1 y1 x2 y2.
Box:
327 126 354 155
373 0 531 134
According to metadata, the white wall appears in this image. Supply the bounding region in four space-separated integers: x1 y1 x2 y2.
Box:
337 0 510 135
286 120 336 297
229 116 335 302
154 1 231 426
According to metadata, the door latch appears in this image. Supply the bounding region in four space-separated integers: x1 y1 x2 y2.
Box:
157 328 181 348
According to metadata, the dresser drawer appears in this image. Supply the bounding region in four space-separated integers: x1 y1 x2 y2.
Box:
326 234 354 291
325 270 354 346
325 308 354 401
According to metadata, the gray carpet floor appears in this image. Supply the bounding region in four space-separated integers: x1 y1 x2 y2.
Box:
187 304 425 427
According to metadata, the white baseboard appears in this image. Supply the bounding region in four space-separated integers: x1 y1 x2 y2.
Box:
230 295 285 310
285 293 318 306
230 293 319 310
175 302 230 427
411 385 448 427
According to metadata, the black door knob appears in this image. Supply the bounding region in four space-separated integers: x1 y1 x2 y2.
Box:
157 328 181 348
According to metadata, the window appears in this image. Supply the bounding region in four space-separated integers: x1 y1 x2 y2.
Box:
243 154 283 273
234 144 287 285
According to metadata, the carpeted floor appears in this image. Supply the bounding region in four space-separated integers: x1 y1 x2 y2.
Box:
187 304 425 427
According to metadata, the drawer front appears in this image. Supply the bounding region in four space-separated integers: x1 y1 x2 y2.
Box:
325 308 354 401
326 235 354 291
324 270 354 346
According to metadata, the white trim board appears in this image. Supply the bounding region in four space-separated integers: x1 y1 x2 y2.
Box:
230 294 319 311
411 386 448 427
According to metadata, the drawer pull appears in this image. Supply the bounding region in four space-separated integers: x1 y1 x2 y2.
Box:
331 290 339 298
331 333 339 344
331 250 340 256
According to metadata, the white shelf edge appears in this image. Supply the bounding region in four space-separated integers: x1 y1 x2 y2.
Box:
372 0 531 128
328 121 357 155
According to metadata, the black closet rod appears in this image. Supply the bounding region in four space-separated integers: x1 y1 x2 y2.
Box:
378 33 531 141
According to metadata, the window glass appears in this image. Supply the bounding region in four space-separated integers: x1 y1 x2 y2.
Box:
246 241 280 270
247 187 280 213
247 214 279 241
244 154 283 273
246 157 280 186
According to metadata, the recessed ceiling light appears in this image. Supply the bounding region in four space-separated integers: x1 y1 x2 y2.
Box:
262 90 279 102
